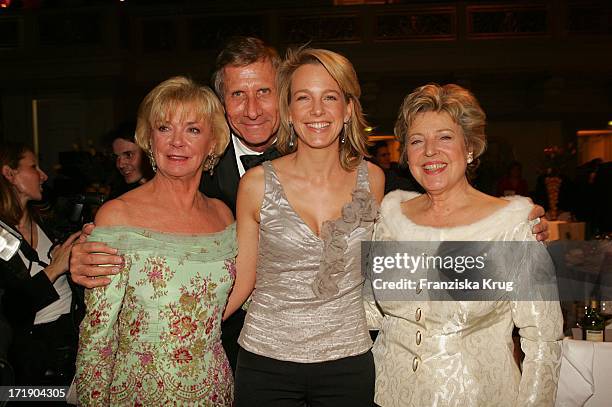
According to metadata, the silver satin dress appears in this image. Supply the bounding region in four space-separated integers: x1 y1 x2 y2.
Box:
238 160 378 363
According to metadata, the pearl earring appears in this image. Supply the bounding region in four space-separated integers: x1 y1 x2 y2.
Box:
467 152 474 164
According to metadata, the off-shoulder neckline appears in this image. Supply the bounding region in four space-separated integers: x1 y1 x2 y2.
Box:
93 222 236 238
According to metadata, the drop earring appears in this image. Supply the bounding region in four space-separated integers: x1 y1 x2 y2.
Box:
148 151 157 172
341 122 348 144
202 152 218 175
466 151 474 164
289 123 295 148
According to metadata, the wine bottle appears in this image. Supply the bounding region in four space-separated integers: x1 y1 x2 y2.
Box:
581 300 605 342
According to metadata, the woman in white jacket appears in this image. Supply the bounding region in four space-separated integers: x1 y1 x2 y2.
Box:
366 83 563 407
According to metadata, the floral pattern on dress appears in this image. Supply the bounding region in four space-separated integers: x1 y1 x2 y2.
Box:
76 225 236 406
136 256 175 300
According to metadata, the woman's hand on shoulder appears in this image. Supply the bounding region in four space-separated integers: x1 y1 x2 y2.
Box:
366 161 385 204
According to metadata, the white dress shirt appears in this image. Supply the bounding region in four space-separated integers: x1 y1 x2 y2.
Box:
232 134 263 177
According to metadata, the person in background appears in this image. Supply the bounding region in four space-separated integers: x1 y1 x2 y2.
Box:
109 121 154 198
0 142 83 386
371 140 393 169
496 160 529 197
69 37 281 374
367 84 562 407
75 77 235 405
225 46 385 406
369 141 421 194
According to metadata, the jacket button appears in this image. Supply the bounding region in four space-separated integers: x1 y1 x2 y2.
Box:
415 307 422 321
416 330 422 346
412 356 420 372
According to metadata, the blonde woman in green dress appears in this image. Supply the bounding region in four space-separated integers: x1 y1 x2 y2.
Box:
75 77 236 406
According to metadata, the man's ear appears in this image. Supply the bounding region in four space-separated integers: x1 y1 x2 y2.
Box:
1 165 15 183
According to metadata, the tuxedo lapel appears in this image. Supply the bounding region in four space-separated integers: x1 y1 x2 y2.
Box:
200 140 240 213
216 141 240 212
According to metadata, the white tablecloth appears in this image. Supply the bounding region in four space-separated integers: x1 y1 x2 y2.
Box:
555 338 612 406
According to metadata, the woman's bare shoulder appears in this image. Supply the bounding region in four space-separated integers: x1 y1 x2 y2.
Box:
366 161 385 203
94 198 131 227
205 197 234 226
239 164 265 192
95 183 153 226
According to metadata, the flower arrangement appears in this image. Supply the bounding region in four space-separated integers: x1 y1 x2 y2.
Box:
541 143 575 220
542 143 576 176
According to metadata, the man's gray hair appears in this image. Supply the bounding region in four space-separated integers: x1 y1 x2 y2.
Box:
211 36 281 102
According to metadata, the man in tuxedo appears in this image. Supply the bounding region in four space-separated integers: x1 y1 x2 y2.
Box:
69 37 282 374
200 37 281 213
202 37 281 372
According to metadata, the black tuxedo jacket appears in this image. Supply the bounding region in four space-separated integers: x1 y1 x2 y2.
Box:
200 139 241 214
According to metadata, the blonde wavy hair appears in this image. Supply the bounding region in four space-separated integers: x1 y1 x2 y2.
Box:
276 47 369 171
394 83 486 174
135 76 230 164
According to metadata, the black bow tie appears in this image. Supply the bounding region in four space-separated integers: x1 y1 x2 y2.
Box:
240 147 281 171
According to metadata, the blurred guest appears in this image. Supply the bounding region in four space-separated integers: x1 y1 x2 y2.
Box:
225 47 385 407
0 142 83 386
75 77 235 405
367 84 561 407
108 121 154 198
371 141 393 169
496 160 529 197
370 141 421 194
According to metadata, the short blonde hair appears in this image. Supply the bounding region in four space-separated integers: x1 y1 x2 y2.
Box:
136 76 229 161
276 47 369 171
394 83 486 173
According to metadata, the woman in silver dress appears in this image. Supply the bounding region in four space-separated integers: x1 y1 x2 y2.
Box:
224 47 385 407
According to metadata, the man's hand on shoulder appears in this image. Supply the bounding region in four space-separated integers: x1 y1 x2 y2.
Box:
69 200 126 288
70 239 122 288
528 204 549 242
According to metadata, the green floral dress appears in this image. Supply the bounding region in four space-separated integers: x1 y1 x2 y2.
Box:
76 224 236 406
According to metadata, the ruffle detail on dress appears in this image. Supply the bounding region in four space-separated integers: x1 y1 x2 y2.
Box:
312 189 379 299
